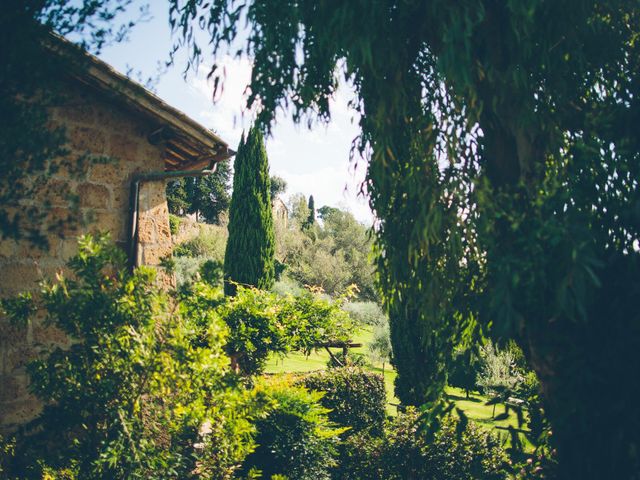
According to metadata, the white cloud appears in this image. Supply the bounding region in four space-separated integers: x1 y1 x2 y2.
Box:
189 55 254 145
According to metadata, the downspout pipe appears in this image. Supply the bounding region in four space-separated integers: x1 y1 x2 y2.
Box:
127 163 218 269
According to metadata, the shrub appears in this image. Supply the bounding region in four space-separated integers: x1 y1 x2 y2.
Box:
173 226 227 260
218 286 354 375
169 213 181 235
240 378 342 480
272 276 305 297
218 286 289 375
199 259 224 286
383 409 509 480
476 342 524 405
301 367 386 480
173 256 227 287
174 255 207 285
0 234 256 480
334 431 386 480
343 301 387 326
300 367 387 437
0 436 15 479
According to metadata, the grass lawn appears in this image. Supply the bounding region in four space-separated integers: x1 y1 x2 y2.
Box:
265 326 534 452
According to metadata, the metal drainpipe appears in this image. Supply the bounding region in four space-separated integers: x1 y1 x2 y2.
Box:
127 163 218 269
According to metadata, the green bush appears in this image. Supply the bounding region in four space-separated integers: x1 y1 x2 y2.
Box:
298 368 387 480
383 409 509 480
272 276 305 297
174 255 207 285
0 234 256 479
199 259 224 286
240 378 342 480
169 213 181 235
343 301 387 326
300 367 387 437
172 226 228 284
218 286 354 375
218 286 289 375
333 431 386 480
173 226 227 260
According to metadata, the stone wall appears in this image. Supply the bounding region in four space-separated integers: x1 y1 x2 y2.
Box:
0 79 174 432
273 197 288 229
136 181 174 283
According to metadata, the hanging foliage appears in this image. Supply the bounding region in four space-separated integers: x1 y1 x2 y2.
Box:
169 1 640 477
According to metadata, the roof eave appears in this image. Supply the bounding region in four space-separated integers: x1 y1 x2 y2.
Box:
43 33 233 171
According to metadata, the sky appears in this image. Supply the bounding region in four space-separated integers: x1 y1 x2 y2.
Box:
93 4 373 225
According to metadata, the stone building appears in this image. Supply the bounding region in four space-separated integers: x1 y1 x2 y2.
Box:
272 197 289 229
0 35 234 432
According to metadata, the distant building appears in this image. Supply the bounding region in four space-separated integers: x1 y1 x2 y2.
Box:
0 34 234 433
272 197 289 229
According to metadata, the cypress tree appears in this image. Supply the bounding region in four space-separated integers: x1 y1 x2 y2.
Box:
303 195 315 229
223 128 275 295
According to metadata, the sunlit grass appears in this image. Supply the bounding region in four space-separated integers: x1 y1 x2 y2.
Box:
265 326 534 451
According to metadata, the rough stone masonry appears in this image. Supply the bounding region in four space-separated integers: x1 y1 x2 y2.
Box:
0 37 232 432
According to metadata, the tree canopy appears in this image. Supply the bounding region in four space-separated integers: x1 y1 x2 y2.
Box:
169 2 640 477
167 160 232 224
277 203 376 300
269 174 287 200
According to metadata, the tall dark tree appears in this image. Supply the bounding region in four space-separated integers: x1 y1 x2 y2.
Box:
449 346 481 399
172 2 640 477
303 195 315 229
186 160 231 224
223 128 275 296
166 160 231 224
166 178 189 215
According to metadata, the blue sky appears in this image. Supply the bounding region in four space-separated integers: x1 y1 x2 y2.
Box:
92 4 373 224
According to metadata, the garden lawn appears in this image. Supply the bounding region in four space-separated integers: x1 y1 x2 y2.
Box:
265 326 534 451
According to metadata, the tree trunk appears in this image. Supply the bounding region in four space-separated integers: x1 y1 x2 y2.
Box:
522 254 640 479
480 113 640 477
